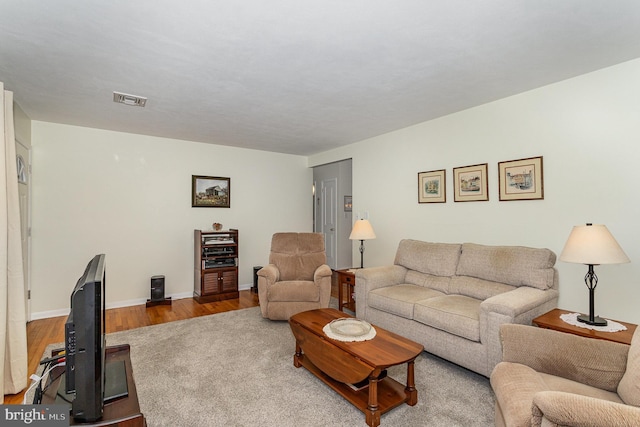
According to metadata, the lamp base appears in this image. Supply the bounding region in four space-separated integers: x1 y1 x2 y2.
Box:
577 314 608 326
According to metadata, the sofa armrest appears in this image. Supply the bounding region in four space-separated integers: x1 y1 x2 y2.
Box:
481 286 558 319
500 324 629 391
532 391 640 427
354 265 407 318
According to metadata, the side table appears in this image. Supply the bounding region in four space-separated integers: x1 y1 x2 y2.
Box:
335 268 356 313
532 308 637 345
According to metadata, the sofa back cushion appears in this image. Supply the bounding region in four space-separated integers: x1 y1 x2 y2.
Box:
405 270 452 293
450 276 516 300
455 243 556 290
395 240 461 277
618 328 640 406
269 232 326 281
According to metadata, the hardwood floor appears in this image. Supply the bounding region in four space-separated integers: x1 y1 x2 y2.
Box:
3 290 260 405
4 276 341 405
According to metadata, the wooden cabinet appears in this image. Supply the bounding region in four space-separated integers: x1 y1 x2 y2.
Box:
194 229 239 303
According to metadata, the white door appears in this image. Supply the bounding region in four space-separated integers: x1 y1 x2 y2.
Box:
321 178 338 269
16 139 31 320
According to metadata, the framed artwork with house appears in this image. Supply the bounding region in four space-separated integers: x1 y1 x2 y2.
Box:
498 156 544 201
192 175 231 207
453 163 488 202
418 169 446 203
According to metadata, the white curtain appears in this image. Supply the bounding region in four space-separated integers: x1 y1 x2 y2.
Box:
0 82 28 401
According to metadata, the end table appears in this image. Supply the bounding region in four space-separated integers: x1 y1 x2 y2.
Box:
335 268 356 313
532 308 637 345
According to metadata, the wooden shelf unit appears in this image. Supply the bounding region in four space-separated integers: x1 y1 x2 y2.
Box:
194 229 239 303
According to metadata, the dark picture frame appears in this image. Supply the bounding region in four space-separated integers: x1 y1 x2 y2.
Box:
418 169 446 203
498 156 544 201
192 175 231 208
453 163 489 202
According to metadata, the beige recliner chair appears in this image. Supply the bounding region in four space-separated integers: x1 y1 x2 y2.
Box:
490 323 640 427
257 232 332 320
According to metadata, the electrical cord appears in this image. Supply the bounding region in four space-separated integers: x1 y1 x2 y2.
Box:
23 361 65 404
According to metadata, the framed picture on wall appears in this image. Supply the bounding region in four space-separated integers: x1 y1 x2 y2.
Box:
192 175 231 208
418 169 446 203
453 163 488 202
498 156 544 201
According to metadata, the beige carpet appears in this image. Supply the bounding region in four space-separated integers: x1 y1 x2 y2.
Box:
46 307 495 426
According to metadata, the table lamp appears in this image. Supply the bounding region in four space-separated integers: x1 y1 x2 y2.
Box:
559 223 630 326
349 219 376 268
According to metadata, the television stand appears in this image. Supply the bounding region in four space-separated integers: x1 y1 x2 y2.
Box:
41 344 146 427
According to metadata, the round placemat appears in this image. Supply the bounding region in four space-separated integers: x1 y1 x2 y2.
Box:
323 318 377 342
560 312 628 332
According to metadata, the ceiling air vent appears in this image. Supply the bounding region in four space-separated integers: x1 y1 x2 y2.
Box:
113 91 147 107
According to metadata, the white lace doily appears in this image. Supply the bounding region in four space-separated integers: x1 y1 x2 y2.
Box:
560 312 627 333
323 318 377 342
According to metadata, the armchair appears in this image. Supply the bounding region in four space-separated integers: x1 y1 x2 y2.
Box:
257 232 332 320
490 323 640 427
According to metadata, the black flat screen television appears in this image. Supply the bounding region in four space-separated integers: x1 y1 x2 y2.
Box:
64 254 106 422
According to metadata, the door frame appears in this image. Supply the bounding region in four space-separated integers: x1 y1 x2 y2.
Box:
16 138 31 321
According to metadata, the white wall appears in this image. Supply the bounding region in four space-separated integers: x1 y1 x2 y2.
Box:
31 122 312 317
310 58 640 324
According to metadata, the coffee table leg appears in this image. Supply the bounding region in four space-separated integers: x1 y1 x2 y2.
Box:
293 341 302 368
366 376 381 427
405 359 418 406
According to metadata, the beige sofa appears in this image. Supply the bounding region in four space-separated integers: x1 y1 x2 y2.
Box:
355 239 558 377
491 323 640 427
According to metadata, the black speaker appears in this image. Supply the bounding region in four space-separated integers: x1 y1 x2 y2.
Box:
253 266 262 294
151 275 165 300
147 275 171 307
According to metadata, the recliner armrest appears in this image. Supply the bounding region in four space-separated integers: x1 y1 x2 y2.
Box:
314 264 332 281
499 324 628 391
532 391 640 427
257 264 280 284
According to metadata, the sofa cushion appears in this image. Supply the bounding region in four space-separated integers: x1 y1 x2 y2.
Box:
618 328 640 406
267 280 319 302
405 270 451 293
368 284 445 320
455 243 556 290
395 240 461 277
414 295 481 341
450 275 515 300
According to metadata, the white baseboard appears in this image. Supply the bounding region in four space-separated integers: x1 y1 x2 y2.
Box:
30 285 254 320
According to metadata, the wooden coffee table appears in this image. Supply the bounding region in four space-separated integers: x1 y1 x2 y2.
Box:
289 308 423 427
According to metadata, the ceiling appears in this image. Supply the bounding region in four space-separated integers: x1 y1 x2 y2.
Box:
2 1 640 156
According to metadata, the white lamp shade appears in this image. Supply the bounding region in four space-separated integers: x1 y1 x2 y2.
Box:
559 224 630 265
349 219 376 240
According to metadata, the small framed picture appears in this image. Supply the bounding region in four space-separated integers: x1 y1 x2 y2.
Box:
498 156 544 201
453 163 488 202
418 169 446 203
192 175 231 208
